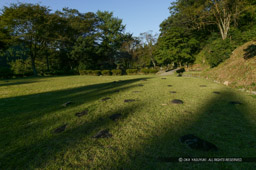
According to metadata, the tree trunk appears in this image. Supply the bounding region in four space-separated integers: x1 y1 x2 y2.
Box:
30 43 37 76
46 54 50 71
217 15 231 40
213 1 231 40
151 57 156 68
46 56 50 71
31 56 37 76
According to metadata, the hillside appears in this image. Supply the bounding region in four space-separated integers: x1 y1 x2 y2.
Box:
204 41 256 91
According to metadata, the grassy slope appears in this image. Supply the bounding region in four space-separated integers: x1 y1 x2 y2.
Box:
0 75 256 169
204 41 256 91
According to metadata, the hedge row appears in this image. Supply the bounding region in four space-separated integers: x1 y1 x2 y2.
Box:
79 68 158 76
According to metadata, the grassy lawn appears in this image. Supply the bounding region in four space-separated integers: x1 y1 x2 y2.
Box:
1 75 256 169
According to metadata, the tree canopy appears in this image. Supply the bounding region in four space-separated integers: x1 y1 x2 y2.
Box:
0 1 256 78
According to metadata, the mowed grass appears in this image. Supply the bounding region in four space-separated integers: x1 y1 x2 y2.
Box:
1 75 256 169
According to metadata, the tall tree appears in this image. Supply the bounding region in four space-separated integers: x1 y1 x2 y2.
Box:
173 0 252 40
1 3 51 75
96 11 126 69
139 31 158 67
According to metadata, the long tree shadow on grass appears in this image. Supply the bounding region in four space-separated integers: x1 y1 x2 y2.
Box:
0 77 150 169
0 81 38 87
116 91 256 169
0 77 149 120
0 101 146 169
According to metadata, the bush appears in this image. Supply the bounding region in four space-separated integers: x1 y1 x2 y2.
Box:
0 67 13 79
111 69 122 75
79 70 101 76
176 68 185 73
101 70 111 76
149 68 158 74
9 59 33 76
79 70 93 75
53 70 73 75
141 68 150 74
92 70 101 76
126 69 138 75
141 68 158 74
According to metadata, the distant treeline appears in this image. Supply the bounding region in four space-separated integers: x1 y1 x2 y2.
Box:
0 1 256 78
0 3 158 77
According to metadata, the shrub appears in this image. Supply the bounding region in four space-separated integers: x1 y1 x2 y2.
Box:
149 68 158 74
141 68 158 74
92 70 101 76
9 59 32 76
0 67 13 79
111 69 122 75
141 68 150 74
79 70 93 75
176 68 185 73
101 70 111 76
126 69 138 75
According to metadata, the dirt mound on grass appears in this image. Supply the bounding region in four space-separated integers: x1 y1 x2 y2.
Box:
205 41 256 91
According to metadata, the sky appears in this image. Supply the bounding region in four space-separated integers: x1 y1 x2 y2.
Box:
0 0 174 37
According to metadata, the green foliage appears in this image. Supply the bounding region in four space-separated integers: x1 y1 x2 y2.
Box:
205 38 234 67
154 27 199 66
111 69 122 75
9 59 33 76
149 68 158 74
0 67 13 79
92 70 101 76
1 3 52 75
126 69 138 75
1 1 256 77
79 70 91 75
71 36 97 70
176 68 185 74
140 68 158 74
79 70 101 76
199 26 256 67
101 70 111 76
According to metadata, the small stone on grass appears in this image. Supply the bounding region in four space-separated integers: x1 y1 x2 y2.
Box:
62 101 72 107
168 85 172 87
170 91 176 93
109 113 122 121
54 124 67 133
171 99 184 104
180 134 218 151
132 91 141 93
229 101 242 105
75 109 88 117
102 97 111 101
93 129 112 138
213 91 221 94
124 99 136 103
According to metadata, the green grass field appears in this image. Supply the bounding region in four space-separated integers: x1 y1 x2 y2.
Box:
1 75 256 169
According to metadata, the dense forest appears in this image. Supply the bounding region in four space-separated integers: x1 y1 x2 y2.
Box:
0 0 256 78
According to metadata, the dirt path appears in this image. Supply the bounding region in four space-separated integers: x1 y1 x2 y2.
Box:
158 68 179 76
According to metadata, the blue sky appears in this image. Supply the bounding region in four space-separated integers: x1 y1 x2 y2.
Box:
0 0 174 37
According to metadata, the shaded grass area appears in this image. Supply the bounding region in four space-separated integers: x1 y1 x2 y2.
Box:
0 75 256 169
